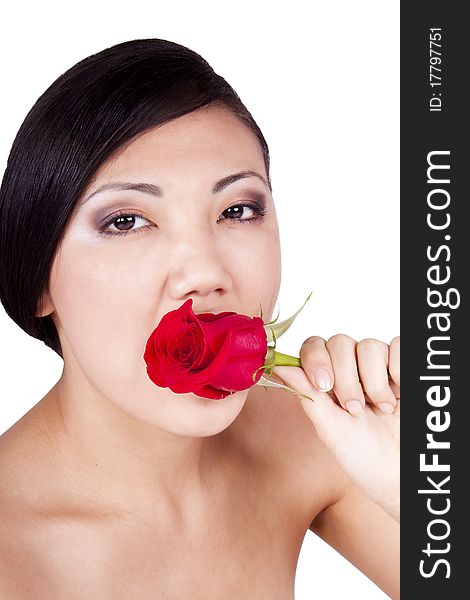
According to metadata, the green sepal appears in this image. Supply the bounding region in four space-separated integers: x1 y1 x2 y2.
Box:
255 373 314 402
264 291 313 343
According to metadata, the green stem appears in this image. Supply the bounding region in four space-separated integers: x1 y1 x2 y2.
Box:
273 350 301 367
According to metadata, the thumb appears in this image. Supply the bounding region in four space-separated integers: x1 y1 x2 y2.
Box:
271 364 346 436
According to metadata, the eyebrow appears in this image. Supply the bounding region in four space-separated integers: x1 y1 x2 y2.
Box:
80 170 269 206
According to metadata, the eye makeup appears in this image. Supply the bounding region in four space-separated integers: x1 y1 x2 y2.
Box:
97 199 268 237
93 189 269 237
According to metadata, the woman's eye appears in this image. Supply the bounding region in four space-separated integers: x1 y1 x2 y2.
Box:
99 212 152 237
219 203 267 224
98 202 268 237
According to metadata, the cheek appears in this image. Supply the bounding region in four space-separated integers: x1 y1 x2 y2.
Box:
49 245 159 389
225 227 281 317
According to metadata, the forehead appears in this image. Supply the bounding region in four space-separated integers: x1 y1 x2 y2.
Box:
90 105 265 185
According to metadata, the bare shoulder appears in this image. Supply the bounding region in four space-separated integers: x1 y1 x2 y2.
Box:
0 434 34 597
0 509 38 598
0 396 54 510
239 385 351 525
0 415 96 598
0 398 61 586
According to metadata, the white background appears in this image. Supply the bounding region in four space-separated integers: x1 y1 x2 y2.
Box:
0 1 399 598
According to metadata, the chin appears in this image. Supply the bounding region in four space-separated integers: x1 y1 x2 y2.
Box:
177 389 248 437
121 385 249 438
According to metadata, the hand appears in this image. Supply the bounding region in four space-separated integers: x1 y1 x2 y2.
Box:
271 335 400 521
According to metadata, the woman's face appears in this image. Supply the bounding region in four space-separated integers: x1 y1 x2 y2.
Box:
42 105 282 437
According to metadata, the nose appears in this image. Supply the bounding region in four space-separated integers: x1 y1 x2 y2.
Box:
167 228 233 304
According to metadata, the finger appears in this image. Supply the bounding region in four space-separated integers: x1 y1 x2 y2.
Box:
356 338 397 414
389 379 400 400
270 364 348 436
299 336 334 392
325 334 366 417
389 336 400 390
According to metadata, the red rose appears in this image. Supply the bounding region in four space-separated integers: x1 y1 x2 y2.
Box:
144 299 268 400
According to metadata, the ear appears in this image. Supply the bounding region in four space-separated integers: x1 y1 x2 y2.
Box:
35 288 55 317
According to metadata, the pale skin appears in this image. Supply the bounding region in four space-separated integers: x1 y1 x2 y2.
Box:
0 104 399 599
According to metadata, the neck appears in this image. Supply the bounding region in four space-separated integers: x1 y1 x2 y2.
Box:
39 373 237 523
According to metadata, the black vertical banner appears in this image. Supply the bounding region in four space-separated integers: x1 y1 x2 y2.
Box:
401 2 467 598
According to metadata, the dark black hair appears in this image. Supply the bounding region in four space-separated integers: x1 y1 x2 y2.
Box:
0 38 271 359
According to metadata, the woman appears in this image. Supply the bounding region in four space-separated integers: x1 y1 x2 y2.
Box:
0 39 399 598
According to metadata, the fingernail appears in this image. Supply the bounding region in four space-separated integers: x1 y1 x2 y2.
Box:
345 400 363 416
378 402 394 413
314 368 332 391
